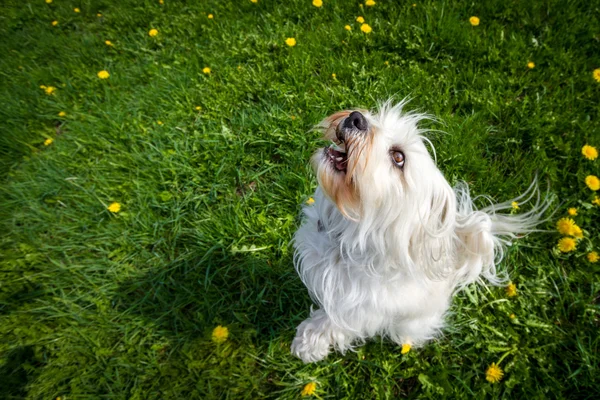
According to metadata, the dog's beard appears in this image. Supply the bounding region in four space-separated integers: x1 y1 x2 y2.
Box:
312 111 373 220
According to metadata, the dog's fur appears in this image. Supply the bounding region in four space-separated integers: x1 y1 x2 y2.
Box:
291 101 549 363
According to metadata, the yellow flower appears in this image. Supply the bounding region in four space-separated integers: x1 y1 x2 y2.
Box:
157 120 163 125
195 106 202 110
506 282 517 297
401 343 411 354
582 144 598 160
306 197 315 205
159 0 164 4
412 3 416 6
527 61 535 69
360 23 372 33
485 363 504 383
251 0 258 2
108 202 121 213
594 69 600 83
558 237 576 253
105 40 113 46
365 0 376 6
58 111 66 117
585 175 600 191
285 37 296 47
52 20 58 26
202 67 211 74
97 70 110 79
44 86 56 95
572 225 583 239
44 138 53 146
74 7 80 13
567 208 577 216
46 0 52 3
331 73 336 79
594 196 600 206
384 61 389 66
588 251 599 263
149 28 158 37
208 14 214 19
344 25 351 31
312 0 323 7
511 201 519 210
509 313 516 319
301 382 317 396
469 16 480 26
212 325 229 343
556 217 577 236
97 13 102 17
356 16 365 23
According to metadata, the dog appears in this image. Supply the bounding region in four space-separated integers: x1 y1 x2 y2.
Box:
291 101 549 363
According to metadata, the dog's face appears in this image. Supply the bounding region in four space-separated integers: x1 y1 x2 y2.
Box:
313 103 449 222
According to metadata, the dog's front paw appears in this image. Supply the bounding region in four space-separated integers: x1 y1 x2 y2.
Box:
291 318 331 363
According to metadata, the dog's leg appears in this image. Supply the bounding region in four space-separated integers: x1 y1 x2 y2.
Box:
291 309 355 363
390 312 445 349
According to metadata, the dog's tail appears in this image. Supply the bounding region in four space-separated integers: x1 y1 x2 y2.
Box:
453 179 553 286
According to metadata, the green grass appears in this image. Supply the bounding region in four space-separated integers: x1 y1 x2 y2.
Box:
1 0 599 398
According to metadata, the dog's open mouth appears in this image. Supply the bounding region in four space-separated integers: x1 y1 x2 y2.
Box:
325 144 348 173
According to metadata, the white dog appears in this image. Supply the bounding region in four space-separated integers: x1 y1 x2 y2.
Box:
291 101 549 363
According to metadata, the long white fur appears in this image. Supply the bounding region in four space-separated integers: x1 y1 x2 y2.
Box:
291 101 551 363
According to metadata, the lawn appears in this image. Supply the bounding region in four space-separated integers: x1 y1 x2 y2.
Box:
1 0 599 398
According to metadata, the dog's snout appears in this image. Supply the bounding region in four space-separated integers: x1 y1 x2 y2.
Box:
343 111 368 132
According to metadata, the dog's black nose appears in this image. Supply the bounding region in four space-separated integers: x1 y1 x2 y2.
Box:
343 111 368 131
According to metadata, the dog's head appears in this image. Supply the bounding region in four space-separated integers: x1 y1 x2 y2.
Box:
313 101 454 224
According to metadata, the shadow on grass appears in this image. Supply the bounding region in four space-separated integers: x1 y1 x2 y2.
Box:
112 245 309 341
0 346 44 399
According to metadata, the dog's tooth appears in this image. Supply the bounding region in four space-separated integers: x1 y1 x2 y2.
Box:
336 157 343 161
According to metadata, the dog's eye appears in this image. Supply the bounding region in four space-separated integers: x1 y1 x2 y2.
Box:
391 151 405 168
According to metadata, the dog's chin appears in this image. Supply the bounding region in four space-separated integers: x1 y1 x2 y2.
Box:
312 144 360 218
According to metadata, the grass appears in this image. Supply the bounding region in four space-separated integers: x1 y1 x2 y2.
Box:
1 0 599 398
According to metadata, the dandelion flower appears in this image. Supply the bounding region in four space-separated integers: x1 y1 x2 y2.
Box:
485 363 504 383
509 313 516 319
572 225 583 239
97 70 110 79
74 8 80 13
585 175 600 191
97 13 102 17
401 343 411 354
105 40 113 46
385 61 389 66
202 67 211 74
44 138 53 146
157 120 163 125
212 325 229 343
301 382 316 396
511 201 519 210
306 197 315 205
506 282 517 297
46 0 52 3
149 28 158 37
360 23 372 33
556 217 577 236
58 111 66 117
332 73 336 79
365 0 376 6
40 85 46 89
558 237 576 253
527 61 535 69
344 25 351 31
285 37 296 47
412 3 416 6
594 69 600 83
356 16 365 23
567 208 577 216
159 0 164 4
588 251 599 263
52 20 58 26
208 14 214 19
108 202 121 213
45 86 56 95
582 144 598 160
195 106 202 110
251 0 258 2
312 0 323 7
469 16 480 26
593 196 600 206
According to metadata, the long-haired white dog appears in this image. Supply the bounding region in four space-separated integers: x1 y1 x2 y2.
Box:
291 101 549 363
